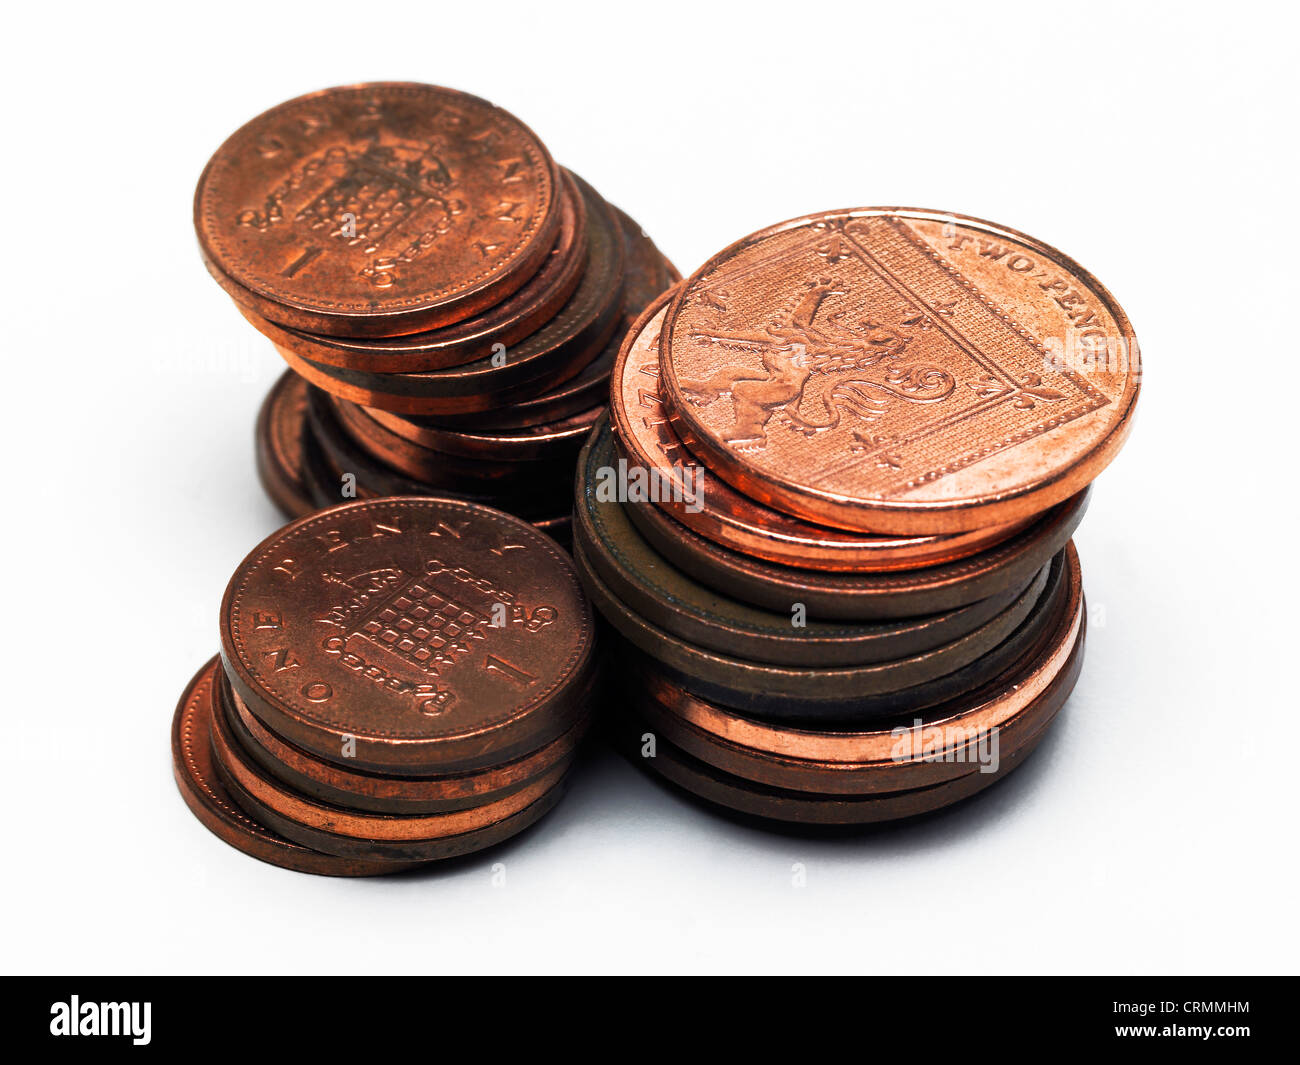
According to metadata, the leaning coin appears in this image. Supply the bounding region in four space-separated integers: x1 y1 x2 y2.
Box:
195 83 561 337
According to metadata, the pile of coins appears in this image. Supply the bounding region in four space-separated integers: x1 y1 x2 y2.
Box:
575 208 1139 826
172 498 597 875
194 83 676 544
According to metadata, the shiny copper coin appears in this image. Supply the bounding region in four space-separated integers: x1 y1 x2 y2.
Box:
195 83 561 337
591 412 1087 619
209 682 570 844
365 401 603 463
271 174 626 414
171 658 419 876
626 556 1084 794
426 206 679 431
242 169 589 371
255 371 314 520
660 207 1140 534
613 681 1065 826
219 498 596 775
614 293 1032 571
223 667 593 814
576 535 1054 720
573 437 1040 667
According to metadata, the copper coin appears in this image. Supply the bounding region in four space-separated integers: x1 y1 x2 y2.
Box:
242 169 589 372
324 390 546 483
590 412 1087 619
209 682 570 848
611 680 1065 826
573 430 1042 667
218 498 596 775
625 558 1085 794
578 535 1056 720
425 206 679 431
270 173 626 415
364 401 603 463
171 658 419 876
659 207 1140 534
255 371 314 520
222 759 570 863
296 421 575 543
613 293 1030 572
307 387 572 508
195 83 561 337
223 666 593 814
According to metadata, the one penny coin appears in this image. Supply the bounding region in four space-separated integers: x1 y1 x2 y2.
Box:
218 498 595 775
195 83 561 336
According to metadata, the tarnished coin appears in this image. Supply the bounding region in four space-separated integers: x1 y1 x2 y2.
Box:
625 556 1085 794
195 83 561 337
271 174 626 415
218 498 596 775
223 668 592 814
576 537 1055 720
660 208 1140 534
588 414 1087 619
243 169 589 372
171 658 419 876
612 294 1030 572
611 687 1064 826
255 371 314 521
574 427 1039 667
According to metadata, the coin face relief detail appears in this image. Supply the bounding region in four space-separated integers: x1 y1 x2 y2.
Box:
196 83 560 333
219 499 593 760
660 208 1140 533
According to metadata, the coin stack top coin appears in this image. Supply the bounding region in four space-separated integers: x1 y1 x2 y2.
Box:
578 206 1138 826
172 497 597 875
194 83 677 542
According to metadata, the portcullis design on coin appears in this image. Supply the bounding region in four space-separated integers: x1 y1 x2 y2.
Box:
219 498 595 775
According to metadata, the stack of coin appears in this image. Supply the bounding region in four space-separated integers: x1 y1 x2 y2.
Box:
194 83 677 544
172 498 597 875
575 207 1140 826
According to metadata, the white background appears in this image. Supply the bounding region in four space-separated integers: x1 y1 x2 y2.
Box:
3 0 1295 974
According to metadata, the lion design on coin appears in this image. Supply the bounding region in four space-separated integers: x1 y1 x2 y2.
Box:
677 282 955 449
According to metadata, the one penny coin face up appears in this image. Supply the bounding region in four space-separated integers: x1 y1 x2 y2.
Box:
219 498 596 776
